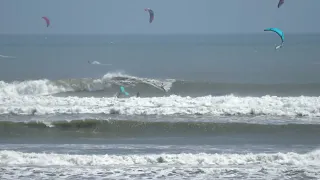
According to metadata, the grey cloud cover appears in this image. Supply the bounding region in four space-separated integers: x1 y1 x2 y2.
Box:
0 0 319 34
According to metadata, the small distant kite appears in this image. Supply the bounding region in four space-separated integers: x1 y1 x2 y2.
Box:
278 0 284 8
264 28 284 50
42 16 50 27
144 8 154 23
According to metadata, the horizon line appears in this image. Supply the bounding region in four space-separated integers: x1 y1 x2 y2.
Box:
0 32 319 36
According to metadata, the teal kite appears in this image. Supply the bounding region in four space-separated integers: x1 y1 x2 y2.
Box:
120 86 129 96
264 28 284 49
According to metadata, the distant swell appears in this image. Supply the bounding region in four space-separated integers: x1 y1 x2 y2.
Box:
1 120 320 138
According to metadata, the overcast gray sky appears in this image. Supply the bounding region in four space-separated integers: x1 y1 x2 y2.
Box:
0 0 319 34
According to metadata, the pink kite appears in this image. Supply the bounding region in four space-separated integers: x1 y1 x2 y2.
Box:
42 16 50 27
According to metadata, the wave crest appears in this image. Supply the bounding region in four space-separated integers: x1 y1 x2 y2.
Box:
1 150 319 167
1 95 320 118
0 72 175 97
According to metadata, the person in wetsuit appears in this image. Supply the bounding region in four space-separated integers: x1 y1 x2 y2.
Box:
160 83 166 93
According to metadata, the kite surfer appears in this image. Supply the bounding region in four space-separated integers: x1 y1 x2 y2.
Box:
264 28 284 50
144 8 154 23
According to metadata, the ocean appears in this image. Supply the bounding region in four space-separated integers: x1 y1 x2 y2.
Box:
0 33 320 179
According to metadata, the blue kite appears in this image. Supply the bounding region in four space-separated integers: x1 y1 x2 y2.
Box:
120 86 129 96
264 28 284 50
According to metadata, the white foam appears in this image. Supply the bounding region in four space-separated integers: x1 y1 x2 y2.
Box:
0 79 71 96
0 54 16 59
0 150 319 167
1 150 319 179
1 166 318 180
1 95 320 118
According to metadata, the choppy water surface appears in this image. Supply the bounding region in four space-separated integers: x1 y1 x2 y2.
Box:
1 34 320 179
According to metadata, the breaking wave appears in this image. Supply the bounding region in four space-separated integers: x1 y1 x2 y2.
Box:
2 72 320 97
1 94 320 119
0 72 175 97
1 150 319 167
1 72 320 121
1 150 320 179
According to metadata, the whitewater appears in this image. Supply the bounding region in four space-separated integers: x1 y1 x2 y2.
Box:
1 73 320 179
1 149 320 180
1 72 320 121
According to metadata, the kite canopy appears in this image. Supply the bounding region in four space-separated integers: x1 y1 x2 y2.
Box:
278 0 284 8
264 28 284 43
42 16 50 27
120 86 130 96
144 8 154 23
